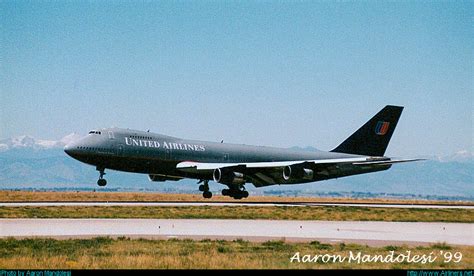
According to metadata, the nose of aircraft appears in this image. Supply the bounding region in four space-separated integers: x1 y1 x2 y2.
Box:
64 142 75 157
64 143 71 154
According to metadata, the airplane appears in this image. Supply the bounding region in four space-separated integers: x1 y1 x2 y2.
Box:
64 105 421 199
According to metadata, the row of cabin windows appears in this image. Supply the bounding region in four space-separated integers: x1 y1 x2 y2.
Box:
130 135 152 140
77 146 113 152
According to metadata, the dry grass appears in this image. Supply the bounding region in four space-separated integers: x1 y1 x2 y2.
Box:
0 237 472 269
1 190 471 205
0 205 472 222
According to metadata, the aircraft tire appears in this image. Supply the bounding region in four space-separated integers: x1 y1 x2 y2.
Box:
221 189 230 196
232 193 243 200
97 179 107 186
203 191 212 199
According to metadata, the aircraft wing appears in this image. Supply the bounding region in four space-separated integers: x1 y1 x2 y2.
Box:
176 158 423 187
176 157 367 171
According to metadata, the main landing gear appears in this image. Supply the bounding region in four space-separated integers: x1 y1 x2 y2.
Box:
197 180 249 199
97 166 107 187
222 186 249 200
198 180 212 199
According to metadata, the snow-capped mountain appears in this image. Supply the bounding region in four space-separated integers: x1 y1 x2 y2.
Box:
0 133 82 152
441 150 474 163
415 150 474 163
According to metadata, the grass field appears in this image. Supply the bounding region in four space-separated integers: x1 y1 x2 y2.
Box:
0 237 473 269
1 191 472 269
1 205 473 222
2 190 472 205
1 191 473 222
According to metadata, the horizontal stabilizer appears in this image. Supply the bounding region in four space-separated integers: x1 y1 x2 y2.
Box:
352 158 425 166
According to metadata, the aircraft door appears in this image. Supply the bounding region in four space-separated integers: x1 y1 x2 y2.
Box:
117 144 124 156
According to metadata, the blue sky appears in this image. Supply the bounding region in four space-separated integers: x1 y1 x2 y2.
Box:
1 1 472 157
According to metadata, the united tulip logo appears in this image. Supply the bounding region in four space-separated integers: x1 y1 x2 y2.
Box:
375 121 390 135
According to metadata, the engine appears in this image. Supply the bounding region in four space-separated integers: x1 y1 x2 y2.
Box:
282 166 314 181
213 168 245 185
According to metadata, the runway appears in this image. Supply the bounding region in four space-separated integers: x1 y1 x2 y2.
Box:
1 219 472 246
1 201 473 209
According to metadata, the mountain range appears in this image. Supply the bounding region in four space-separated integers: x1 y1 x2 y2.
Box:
0 133 81 152
0 134 472 200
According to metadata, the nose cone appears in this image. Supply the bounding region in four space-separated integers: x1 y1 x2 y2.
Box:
64 142 76 157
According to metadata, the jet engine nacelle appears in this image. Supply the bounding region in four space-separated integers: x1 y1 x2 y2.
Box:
213 168 245 185
282 166 314 181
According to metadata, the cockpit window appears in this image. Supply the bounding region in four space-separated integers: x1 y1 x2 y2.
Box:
88 130 102 135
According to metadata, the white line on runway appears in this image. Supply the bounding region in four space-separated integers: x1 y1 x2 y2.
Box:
1 202 473 209
0 219 472 246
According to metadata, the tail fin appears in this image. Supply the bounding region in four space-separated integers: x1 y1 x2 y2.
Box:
331 105 404 156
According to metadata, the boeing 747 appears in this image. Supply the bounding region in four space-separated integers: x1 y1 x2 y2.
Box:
64 105 421 199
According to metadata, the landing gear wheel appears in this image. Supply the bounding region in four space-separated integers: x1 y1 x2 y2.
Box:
232 193 243 200
198 180 211 198
221 189 230 196
224 187 249 199
96 166 107 187
97 179 107 186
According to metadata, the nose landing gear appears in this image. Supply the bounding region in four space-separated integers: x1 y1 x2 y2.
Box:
97 166 107 186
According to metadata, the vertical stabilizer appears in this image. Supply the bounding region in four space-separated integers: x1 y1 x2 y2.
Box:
331 105 404 156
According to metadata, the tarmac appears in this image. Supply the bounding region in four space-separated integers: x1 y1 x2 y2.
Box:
1 218 472 246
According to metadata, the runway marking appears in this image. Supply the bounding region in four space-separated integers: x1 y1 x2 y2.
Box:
0 201 472 209
1 219 472 246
